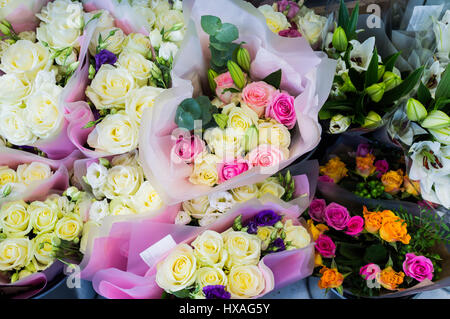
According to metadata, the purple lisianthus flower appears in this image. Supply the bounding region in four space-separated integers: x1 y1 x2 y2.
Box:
277 0 300 20
95 49 117 72
246 221 258 234
270 238 286 252
203 285 231 299
253 210 282 227
374 159 389 178
356 143 372 157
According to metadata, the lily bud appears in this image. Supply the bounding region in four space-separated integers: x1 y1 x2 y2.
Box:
207 68 218 92
227 60 246 89
1 20 12 30
67 61 80 74
362 111 382 128
329 114 351 134
366 82 385 102
332 27 348 52
243 125 258 152
428 127 450 145
274 221 283 229
88 64 96 80
10 272 19 284
421 110 450 129
340 72 356 93
236 47 251 72
377 65 385 80
2 184 11 197
383 71 402 91
65 186 80 199
0 22 11 36
99 158 111 168
406 98 427 122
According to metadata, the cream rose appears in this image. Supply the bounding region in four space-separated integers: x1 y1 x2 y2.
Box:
156 9 184 31
257 119 291 149
196 266 228 288
111 150 140 167
16 162 53 185
182 196 213 219
109 196 138 216
87 112 139 155
131 181 163 213
86 65 135 109
227 265 265 298
36 0 83 28
0 73 32 107
36 22 81 50
198 214 220 227
89 199 109 223
284 219 311 249
122 33 152 57
223 231 261 268
0 40 50 80
85 162 108 190
125 86 164 125
32 232 56 270
29 201 59 234
117 51 154 86
0 200 31 237
156 243 197 292
0 166 17 187
84 9 115 34
230 184 259 202
257 177 285 199
296 10 327 45
101 164 143 200
89 27 126 56
223 104 258 131
192 230 228 268
0 238 33 271
55 214 83 241
0 107 37 145
138 7 156 30
258 4 290 34
174 210 192 225
189 153 220 187
204 127 245 160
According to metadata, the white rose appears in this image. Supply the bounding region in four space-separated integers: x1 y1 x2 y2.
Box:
87 112 139 154
111 150 140 167
208 191 236 213
109 196 138 216
55 214 83 241
223 231 261 268
257 119 291 149
158 41 178 60
227 265 265 298
131 181 163 213
284 219 311 249
18 31 36 42
296 10 327 45
36 0 83 29
86 65 135 109
0 107 37 145
28 201 58 234
84 9 115 34
89 199 109 223
174 210 191 225
258 4 290 34
196 266 228 288
0 40 50 79
0 165 17 187
36 22 81 50
0 200 32 237
204 127 245 160
117 50 154 86
230 184 259 202
16 162 53 185
89 27 126 56
85 162 108 190
101 164 143 200
192 230 228 268
138 7 156 30
149 29 163 49
224 104 258 131
125 86 165 125
122 33 152 57
0 73 32 107
257 177 285 199
0 238 33 271
182 196 213 219
32 232 56 270
151 0 171 15
156 9 184 31
156 243 197 292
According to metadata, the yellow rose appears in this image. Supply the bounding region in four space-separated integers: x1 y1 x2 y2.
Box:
257 177 285 199
257 119 291 149
0 200 32 237
189 153 220 187
403 175 420 196
109 196 138 216
284 219 311 249
0 237 33 271
0 40 50 79
89 27 125 56
125 86 164 126
16 162 52 185
203 127 245 160
156 243 197 292
258 5 290 34
54 214 83 241
196 266 227 288
222 231 261 268
28 201 59 234
86 64 135 109
192 230 228 268
381 169 404 195
224 105 258 131
230 184 259 202
0 166 17 186
32 232 56 270
319 156 348 183
101 164 143 200
227 265 265 298
182 196 213 219
117 51 154 86
122 33 152 57
131 181 163 213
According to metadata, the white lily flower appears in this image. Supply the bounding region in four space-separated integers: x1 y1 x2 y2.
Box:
429 126 450 145
422 61 445 98
433 10 450 56
348 37 375 72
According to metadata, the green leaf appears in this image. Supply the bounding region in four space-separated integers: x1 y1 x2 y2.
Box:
336 285 344 295
213 113 228 129
262 69 282 89
417 82 432 106
171 288 192 299
347 2 359 40
435 64 450 100
354 94 366 125
433 97 450 111
339 242 365 261
175 98 201 130
196 95 217 124
215 23 239 43
383 52 401 72
363 244 388 264
377 67 424 105
338 0 350 31
319 109 332 120
348 68 365 91
365 47 379 88
200 15 222 36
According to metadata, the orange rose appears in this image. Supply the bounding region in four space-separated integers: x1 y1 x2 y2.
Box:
318 266 344 289
403 175 420 196
379 215 411 244
319 157 348 183
314 252 323 268
377 267 404 290
307 219 329 241
356 154 376 178
363 206 382 233
381 169 404 195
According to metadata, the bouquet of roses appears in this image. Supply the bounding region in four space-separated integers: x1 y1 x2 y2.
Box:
305 198 449 298
0 187 91 298
140 0 335 204
79 198 315 299
69 0 186 156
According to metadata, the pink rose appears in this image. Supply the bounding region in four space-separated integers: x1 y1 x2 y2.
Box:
360 263 381 281
215 71 237 103
247 144 287 168
324 203 350 230
344 216 364 236
265 91 296 129
403 253 434 282
241 81 276 117
217 159 250 183
315 234 336 258
318 175 334 183
171 134 205 163
309 198 327 222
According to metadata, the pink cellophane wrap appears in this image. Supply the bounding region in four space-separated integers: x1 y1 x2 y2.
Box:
0 148 83 204
139 0 336 204
1 0 50 33
81 196 315 299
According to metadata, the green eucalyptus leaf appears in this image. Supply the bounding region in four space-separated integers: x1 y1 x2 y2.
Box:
215 23 239 43
262 69 282 89
201 15 222 36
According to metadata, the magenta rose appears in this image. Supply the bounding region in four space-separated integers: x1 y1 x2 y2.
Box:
242 81 276 117
217 159 250 183
403 253 434 282
315 234 336 258
356 143 372 157
324 203 350 230
359 263 381 281
277 0 300 19
265 91 297 129
375 159 389 178
344 216 364 236
279 27 302 38
171 134 205 163
247 144 287 168
215 71 237 103
318 175 334 183
309 199 327 222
